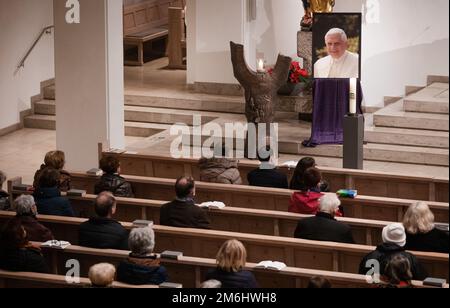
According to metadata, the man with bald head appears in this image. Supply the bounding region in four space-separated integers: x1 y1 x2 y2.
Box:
79 192 129 250
314 28 359 78
160 177 211 229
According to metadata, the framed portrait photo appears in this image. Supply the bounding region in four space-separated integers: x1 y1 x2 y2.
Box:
312 13 362 79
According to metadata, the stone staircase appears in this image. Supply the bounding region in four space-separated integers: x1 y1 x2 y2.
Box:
23 76 449 166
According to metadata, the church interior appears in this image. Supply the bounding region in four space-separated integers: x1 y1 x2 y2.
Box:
0 0 448 290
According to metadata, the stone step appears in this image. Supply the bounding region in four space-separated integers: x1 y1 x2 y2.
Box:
34 100 55 115
364 126 449 149
43 85 55 100
403 83 449 114
373 100 449 131
125 89 312 114
125 122 172 137
278 140 449 167
23 115 55 130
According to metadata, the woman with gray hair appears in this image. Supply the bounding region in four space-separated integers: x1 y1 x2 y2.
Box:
10 195 54 242
0 170 10 211
116 227 168 285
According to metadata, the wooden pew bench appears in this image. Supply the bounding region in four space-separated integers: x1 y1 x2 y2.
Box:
103 151 449 202
34 244 445 289
1 212 447 280
7 187 390 246
123 0 185 66
0 270 158 288
64 173 450 223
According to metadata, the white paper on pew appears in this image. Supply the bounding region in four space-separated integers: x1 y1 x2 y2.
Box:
255 261 287 271
41 240 71 250
282 161 298 169
198 201 226 210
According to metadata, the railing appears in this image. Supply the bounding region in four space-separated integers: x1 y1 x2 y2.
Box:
17 25 54 70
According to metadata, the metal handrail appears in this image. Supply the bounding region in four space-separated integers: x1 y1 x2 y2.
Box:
17 25 54 70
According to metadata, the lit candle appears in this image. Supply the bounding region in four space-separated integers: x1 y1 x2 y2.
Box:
349 78 357 114
257 59 265 73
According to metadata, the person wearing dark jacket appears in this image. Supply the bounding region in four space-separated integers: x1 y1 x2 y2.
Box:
34 168 74 217
0 219 49 273
359 223 427 281
11 194 54 242
403 202 449 253
117 227 168 285
95 156 134 198
79 192 129 250
247 146 288 189
294 194 354 244
206 240 258 288
160 177 211 229
33 150 71 192
0 170 10 211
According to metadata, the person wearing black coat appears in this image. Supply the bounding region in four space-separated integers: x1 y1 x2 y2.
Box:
247 146 289 189
294 194 354 244
33 168 74 217
359 223 427 281
0 219 49 273
205 240 258 289
94 156 134 198
79 192 129 250
403 202 449 253
160 177 211 229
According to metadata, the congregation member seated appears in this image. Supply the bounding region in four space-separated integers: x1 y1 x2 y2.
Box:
206 239 258 289
248 146 288 189
0 170 10 211
95 155 134 198
359 223 427 281
11 195 54 242
0 219 49 273
377 254 413 289
307 276 332 288
198 147 242 185
294 194 354 244
160 177 211 229
79 192 129 250
290 157 329 192
33 150 71 192
34 168 74 217
89 263 116 288
117 227 168 285
403 202 449 253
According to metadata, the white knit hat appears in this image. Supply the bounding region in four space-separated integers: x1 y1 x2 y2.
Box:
382 223 407 247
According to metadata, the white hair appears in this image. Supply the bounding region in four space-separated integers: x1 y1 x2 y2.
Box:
325 28 348 42
129 227 155 256
319 194 341 215
14 195 37 216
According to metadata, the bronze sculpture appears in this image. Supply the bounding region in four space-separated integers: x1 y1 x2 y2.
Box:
301 0 335 29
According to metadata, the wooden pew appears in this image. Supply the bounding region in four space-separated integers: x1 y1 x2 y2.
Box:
1 212 447 280
123 0 186 66
36 244 446 289
66 173 450 223
0 270 159 288
103 151 449 202
168 7 186 69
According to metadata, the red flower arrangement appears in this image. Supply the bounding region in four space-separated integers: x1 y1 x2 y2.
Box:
268 61 310 84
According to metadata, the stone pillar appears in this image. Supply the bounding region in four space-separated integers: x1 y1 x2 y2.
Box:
54 0 124 171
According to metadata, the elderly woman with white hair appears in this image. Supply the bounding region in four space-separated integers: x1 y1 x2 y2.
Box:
116 227 168 285
294 193 354 244
404 202 449 253
10 194 54 242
